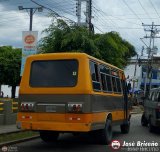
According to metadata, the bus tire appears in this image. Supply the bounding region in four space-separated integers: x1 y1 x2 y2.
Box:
98 119 112 145
149 120 154 133
141 114 148 127
120 120 130 134
39 131 59 143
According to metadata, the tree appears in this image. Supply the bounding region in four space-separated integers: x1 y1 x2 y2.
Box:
39 19 136 69
94 32 137 68
0 46 21 98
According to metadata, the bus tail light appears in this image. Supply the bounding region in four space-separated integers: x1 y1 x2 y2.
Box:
20 103 34 112
68 103 82 113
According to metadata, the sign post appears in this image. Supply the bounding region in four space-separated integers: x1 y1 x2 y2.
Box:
20 31 38 76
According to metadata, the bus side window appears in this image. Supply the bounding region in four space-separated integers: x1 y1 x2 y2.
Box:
111 70 122 94
116 77 122 93
112 77 117 92
106 75 112 92
101 73 107 91
100 65 112 92
90 61 101 91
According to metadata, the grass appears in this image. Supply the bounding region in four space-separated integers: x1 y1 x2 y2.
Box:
0 98 12 101
0 131 39 143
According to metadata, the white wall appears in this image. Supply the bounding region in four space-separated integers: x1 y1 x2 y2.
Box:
124 64 142 89
1 85 19 98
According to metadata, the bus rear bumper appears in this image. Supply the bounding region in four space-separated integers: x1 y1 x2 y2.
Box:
16 112 107 132
16 121 92 132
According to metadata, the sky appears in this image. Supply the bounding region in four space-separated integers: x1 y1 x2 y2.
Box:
1 0 160 56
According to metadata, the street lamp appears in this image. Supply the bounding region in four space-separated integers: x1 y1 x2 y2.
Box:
18 6 43 31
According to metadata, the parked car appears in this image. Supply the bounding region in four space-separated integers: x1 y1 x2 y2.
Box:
141 88 160 132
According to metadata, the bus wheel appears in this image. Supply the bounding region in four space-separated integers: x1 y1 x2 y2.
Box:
141 114 148 126
98 119 112 145
120 120 130 134
149 120 154 133
39 131 59 143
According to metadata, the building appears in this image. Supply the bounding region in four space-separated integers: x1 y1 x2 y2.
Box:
125 56 160 92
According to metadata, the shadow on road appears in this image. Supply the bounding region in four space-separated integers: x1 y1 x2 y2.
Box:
22 129 123 151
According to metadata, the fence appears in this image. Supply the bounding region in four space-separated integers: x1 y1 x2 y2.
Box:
0 102 4 113
0 99 19 125
12 101 18 113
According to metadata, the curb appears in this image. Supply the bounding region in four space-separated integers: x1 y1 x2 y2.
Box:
130 112 138 114
130 112 143 114
0 135 40 147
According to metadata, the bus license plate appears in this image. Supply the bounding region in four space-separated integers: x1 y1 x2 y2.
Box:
46 105 56 112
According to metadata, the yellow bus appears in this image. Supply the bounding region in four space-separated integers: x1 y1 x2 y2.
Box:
17 53 131 144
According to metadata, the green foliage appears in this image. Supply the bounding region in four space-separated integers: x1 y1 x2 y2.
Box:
39 19 136 69
0 131 38 143
0 46 21 87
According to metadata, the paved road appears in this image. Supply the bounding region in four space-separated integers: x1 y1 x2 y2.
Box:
4 114 160 152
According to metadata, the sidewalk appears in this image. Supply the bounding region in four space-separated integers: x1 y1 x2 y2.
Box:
0 124 20 135
131 105 144 114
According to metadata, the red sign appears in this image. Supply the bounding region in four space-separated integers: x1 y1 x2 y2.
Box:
25 35 35 44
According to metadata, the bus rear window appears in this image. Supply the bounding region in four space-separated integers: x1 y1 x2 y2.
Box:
30 60 78 87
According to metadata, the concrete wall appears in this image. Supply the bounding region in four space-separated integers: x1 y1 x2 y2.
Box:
0 99 18 125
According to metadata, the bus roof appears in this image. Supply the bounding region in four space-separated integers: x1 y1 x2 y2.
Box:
27 52 124 72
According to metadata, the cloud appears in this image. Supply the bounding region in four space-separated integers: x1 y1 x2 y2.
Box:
0 0 160 56
0 0 52 47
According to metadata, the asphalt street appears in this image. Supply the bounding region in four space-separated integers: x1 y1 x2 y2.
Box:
3 114 160 152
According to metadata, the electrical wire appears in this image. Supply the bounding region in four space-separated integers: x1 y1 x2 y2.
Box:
137 0 152 22
94 25 104 33
30 0 76 24
148 0 160 19
92 6 142 27
122 0 143 23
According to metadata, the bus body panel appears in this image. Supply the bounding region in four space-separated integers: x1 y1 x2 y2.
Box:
17 111 125 132
19 94 124 114
20 53 92 95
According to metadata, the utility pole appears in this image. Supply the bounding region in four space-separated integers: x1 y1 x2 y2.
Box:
142 22 160 96
76 0 81 26
132 54 139 95
76 0 94 33
86 0 94 33
29 8 33 31
18 6 43 31
87 0 92 32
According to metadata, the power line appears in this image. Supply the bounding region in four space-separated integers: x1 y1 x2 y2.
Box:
148 0 160 19
92 10 111 28
92 6 117 28
137 0 152 22
94 25 104 33
122 0 143 23
30 0 76 24
47 0 75 7
96 26 143 30
40 0 76 20
92 6 142 27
